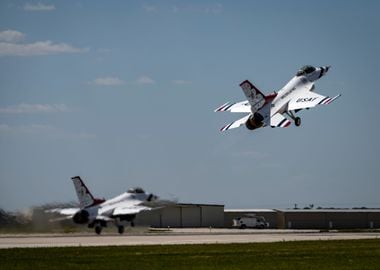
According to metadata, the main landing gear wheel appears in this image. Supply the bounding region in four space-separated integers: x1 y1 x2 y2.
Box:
95 225 102 235
295 117 301 127
285 111 301 127
118 226 125 234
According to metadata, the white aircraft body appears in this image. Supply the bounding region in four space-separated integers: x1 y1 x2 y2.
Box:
215 65 341 131
50 176 174 234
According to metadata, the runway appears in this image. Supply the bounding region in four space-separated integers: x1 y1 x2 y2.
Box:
1 229 379 249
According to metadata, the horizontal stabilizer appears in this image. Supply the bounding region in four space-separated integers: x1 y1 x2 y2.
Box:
220 114 250 131
46 207 80 216
214 101 251 113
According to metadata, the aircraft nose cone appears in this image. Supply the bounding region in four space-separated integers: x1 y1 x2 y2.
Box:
319 66 330 78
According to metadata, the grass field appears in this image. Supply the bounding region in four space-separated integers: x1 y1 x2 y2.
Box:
0 239 379 270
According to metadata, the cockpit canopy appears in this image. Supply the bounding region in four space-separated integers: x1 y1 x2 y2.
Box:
127 187 145 194
296 65 316 76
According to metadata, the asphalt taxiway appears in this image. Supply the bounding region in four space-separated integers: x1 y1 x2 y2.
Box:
1 229 379 249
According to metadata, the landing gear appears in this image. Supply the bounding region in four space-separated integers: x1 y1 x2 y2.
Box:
95 225 102 235
90 220 106 235
114 216 136 234
286 111 302 127
295 117 301 127
118 225 125 234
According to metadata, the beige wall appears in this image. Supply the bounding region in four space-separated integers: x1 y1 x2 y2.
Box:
280 211 380 229
181 207 201 227
201 206 224 227
135 204 224 228
137 207 380 229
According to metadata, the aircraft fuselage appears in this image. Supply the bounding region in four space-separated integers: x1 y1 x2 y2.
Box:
271 76 313 116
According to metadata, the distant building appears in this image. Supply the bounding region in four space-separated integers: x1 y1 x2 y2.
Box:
276 209 380 229
135 203 225 228
135 204 380 229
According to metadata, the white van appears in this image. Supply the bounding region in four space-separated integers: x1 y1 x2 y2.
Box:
232 215 269 229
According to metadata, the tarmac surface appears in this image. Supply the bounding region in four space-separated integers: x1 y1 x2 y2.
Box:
1 228 379 249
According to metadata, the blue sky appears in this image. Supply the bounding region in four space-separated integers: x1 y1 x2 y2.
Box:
0 1 379 211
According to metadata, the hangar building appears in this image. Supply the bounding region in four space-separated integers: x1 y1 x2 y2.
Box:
276 209 380 229
225 209 380 229
135 203 225 228
136 204 380 229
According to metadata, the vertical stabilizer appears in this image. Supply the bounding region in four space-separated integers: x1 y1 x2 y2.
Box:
239 80 266 112
71 176 95 208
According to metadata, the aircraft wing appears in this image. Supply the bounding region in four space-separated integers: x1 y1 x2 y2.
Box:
214 101 251 113
95 215 113 221
270 113 292 128
112 204 151 216
288 92 341 111
220 114 251 132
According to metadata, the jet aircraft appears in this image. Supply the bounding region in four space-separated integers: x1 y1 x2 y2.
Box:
215 65 341 131
49 176 174 234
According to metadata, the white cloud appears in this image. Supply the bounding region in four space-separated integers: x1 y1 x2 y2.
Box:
172 6 180 13
142 4 158 13
0 40 88 56
0 124 96 140
0 104 70 114
136 75 155 85
205 3 223 14
93 77 124 86
24 2 55 11
0 30 25 43
0 124 57 135
142 3 223 14
171 3 223 14
172 80 191 85
96 48 112 53
0 124 11 132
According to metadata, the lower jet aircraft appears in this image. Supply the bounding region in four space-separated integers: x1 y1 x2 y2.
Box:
49 176 174 235
215 65 341 131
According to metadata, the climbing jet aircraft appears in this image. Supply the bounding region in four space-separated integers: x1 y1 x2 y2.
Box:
49 176 174 235
215 65 341 131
